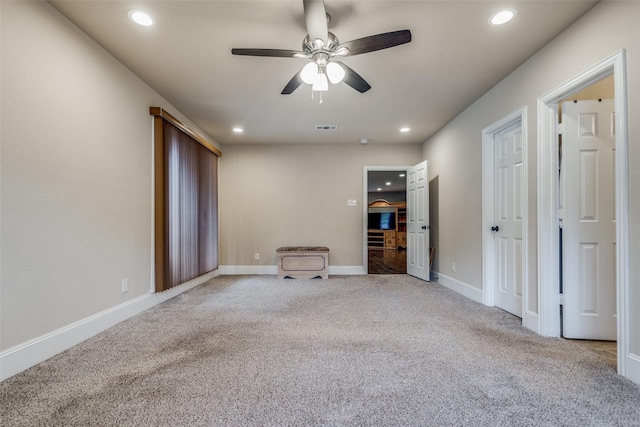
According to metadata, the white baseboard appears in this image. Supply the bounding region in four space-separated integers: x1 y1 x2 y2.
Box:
0 270 218 382
624 352 640 386
330 266 367 275
218 265 278 275
217 265 366 276
433 271 483 303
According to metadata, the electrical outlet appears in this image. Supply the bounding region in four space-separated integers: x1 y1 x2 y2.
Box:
254 253 260 261
451 262 456 273
121 278 128 293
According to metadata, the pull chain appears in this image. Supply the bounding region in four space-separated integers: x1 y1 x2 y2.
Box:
311 90 324 104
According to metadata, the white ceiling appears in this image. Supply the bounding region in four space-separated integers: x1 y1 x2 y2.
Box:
50 0 598 146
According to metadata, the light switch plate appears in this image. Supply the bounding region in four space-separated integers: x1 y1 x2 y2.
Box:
347 199 357 207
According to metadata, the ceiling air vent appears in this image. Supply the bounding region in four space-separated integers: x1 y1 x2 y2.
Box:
315 125 338 131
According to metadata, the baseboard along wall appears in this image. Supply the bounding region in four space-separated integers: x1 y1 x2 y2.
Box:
217 265 366 276
0 270 219 382
2 266 470 382
432 271 483 304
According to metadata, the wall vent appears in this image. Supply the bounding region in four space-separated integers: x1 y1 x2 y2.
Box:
315 125 338 131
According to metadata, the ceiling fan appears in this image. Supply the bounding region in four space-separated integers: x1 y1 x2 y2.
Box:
231 0 412 97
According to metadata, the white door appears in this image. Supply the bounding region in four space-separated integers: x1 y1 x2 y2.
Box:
562 99 616 340
406 161 430 281
492 121 524 317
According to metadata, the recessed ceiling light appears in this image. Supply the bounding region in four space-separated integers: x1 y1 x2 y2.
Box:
377 188 382 191
490 9 517 25
128 10 154 27
232 127 244 133
400 127 410 133
399 173 406 177
385 182 392 186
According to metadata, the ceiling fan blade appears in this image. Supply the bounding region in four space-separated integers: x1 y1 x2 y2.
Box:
336 29 412 56
231 48 304 58
335 62 371 93
281 70 304 94
303 0 328 43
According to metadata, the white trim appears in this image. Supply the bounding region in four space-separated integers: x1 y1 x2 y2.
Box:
362 165 411 273
434 272 483 303
537 50 633 381
481 107 533 330
625 353 640 385
537 97 561 337
0 270 218 382
481 128 496 307
330 266 367 275
218 265 278 275
218 265 366 276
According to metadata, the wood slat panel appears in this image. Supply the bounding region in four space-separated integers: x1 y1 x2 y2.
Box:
151 107 219 292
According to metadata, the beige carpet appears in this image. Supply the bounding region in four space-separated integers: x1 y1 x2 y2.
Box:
1 275 639 426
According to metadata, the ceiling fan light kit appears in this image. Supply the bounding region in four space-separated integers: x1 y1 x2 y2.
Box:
313 70 328 92
231 0 412 101
300 62 319 84
326 62 345 84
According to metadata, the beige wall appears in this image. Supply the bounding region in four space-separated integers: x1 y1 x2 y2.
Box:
0 1 219 350
219 143 421 267
422 1 640 359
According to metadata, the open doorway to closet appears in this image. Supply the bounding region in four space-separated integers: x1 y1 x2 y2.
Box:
538 50 630 378
366 169 407 274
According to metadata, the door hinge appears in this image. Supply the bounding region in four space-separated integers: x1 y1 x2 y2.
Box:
557 208 565 229
559 293 565 305
556 123 565 135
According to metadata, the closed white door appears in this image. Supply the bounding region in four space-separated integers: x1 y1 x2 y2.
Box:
493 121 524 317
406 161 430 281
562 99 616 340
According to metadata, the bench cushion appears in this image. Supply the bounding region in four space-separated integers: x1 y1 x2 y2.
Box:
277 246 329 252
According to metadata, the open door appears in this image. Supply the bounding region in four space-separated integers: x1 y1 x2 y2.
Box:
406 161 430 281
561 99 616 340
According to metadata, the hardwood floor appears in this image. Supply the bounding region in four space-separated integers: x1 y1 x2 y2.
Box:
368 248 407 274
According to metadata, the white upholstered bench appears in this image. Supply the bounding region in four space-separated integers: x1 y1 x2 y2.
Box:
276 246 329 279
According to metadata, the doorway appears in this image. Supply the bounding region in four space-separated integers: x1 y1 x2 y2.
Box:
365 169 407 274
537 50 630 377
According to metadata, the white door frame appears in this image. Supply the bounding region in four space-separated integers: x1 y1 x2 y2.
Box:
481 107 532 328
362 166 410 273
537 50 630 378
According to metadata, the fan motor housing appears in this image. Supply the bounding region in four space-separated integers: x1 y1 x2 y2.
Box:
303 32 339 55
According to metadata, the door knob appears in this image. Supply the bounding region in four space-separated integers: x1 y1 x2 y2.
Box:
421 225 431 230
491 226 499 232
